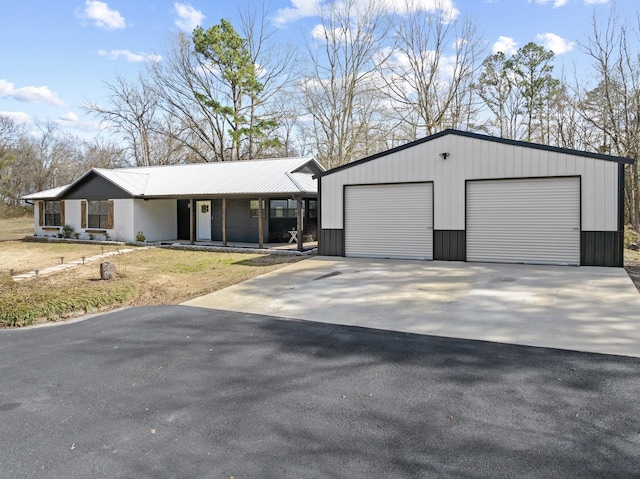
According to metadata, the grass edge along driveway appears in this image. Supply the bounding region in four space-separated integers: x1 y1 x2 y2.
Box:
0 245 302 327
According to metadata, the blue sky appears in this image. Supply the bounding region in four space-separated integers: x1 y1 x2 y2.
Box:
0 0 631 139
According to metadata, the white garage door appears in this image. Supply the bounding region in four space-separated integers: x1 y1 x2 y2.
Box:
345 183 433 260
467 177 580 265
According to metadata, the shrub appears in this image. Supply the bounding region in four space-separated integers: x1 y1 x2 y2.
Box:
62 224 75 239
625 225 640 246
136 231 146 242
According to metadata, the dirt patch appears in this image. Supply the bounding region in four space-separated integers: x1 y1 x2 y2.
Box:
624 249 640 293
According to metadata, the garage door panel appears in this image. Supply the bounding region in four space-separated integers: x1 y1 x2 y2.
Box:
467 177 580 265
345 183 433 260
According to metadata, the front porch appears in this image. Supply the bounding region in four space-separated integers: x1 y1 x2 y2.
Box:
176 196 317 252
155 239 318 255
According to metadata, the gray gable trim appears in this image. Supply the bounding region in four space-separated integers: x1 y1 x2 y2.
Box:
291 159 325 175
62 171 133 200
314 129 635 179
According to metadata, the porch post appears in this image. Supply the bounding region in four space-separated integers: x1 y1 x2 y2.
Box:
296 196 303 252
258 196 264 249
222 197 227 247
189 199 195 245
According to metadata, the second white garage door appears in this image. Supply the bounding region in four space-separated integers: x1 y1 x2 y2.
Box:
466 177 580 265
345 183 433 260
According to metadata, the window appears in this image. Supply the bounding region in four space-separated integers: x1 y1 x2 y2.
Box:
308 200 317 219
44 201 62 226
88 200 109 228
269 199 301 218
250 200 265 218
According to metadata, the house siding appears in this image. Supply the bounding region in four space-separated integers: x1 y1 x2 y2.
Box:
223 198 268 243
433 230 466 261
321 135 619 232
319 132 626 266
133 199 176 242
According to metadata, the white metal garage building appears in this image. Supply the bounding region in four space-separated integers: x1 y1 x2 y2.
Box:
316 129 633 267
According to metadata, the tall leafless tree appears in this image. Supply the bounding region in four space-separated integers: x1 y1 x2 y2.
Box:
379 0 484 138
300 0 390 168
83 73 158 167
577 10 640 230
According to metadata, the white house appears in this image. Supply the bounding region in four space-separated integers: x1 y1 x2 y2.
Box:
23 157 324 247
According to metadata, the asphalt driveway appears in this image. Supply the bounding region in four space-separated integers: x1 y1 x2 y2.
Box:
1 306 639 478
184 257 640 357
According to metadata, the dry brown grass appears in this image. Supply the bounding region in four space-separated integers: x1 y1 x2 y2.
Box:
0 242 303 327
0 241 122 275
107 248 302 306
0 216 33 241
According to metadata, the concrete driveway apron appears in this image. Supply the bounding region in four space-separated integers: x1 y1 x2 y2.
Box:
183 257 640 358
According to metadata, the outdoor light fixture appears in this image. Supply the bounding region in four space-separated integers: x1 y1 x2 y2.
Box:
439 152 450 160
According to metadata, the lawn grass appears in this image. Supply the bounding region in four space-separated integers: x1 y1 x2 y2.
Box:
0 241 122 275
0 276 139 326
0 245 302 328
0 216 33 241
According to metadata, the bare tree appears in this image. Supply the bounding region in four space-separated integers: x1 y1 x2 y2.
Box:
0 121 76 206
77 138 128 171
301 0 390 168
83 73 158 167
0 116 25 157
577 9 640 230
379 0 484 137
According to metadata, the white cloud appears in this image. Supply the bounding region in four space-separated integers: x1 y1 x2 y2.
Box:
98 49 162 62
174 3 205 32
273 0 321 27
54 112 104 131
584 0 609 4
383 0 459 19
273 0 458 28
58 112 79 123
311 23 354 42
76 1 126 30
0 111 31 124
492 36 518 55
0 79 64 106
536 32 575 54
529 0 569 7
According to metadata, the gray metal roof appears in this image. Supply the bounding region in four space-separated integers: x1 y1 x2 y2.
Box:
23 184 69 200
24 157 323 200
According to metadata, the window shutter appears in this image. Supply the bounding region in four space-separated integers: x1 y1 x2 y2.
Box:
60 201 65 226
81 201 87 229
38 201 44 226
107 200 114 229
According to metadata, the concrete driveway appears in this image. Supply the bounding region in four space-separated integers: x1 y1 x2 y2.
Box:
184 257 640 357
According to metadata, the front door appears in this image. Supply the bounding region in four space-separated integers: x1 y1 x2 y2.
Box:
196 200 212 241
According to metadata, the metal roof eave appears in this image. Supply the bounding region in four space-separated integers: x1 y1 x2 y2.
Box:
314 129 636 179
133 191 319 200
